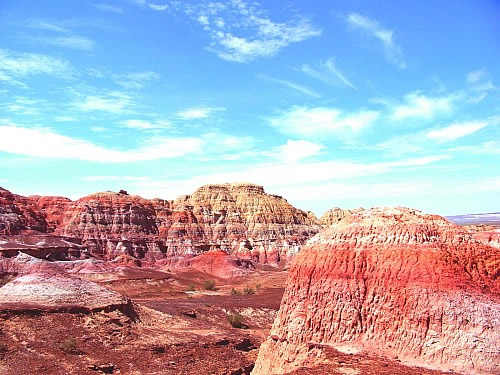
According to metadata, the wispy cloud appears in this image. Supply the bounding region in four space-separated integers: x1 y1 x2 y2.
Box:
37 35 95 50
5 97 43 115
302 58 356 89
346 13 405 69
93 3 124 14
465 69 496 104
391 91 456 121
467 69 487 84
276 140 323 163
376 117 497 154
258 74 321 98
426 120 491 143
148 3 168 11
113 71 161 89
269 106 379 138
175 107 225 120
132 154 447 201
29 20 69 33
0 48 72 86
120 118 172 130
0 122 202 163
133 0 168 11
186 1 321 62
28 20 95 50
73 91 134 114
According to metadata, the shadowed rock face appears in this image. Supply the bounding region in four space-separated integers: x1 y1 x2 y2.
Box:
253 207 500 375
0 184 321 265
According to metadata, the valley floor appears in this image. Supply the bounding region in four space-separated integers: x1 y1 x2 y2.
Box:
0 268 454 375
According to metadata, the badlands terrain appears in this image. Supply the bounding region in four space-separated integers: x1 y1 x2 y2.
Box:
0 183 498 374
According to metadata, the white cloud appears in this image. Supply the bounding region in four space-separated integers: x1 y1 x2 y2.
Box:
0 123 202 163
269 106 379 138
0 48 72 86
277 140 323 163
392 91 456 121
6 97 43 115
347 13 405 69
426 121 490 143
74 92 134 114
148 3 168 11
93 3 124 14
38 35 95 50
467 69 486 84
114 71 160 89
120 118 172 130
130 154 447 201
302 58 356 89
175 106 225 120
188 1 321 62
29 20 69 33
258 74 321 98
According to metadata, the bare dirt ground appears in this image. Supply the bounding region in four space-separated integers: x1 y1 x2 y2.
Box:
0 267 454 374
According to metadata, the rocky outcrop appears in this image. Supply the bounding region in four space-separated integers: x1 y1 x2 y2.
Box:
0 273 131 314
319 207 353 226
0 187 47 234
1 184 321 266
57 191 166 263
166 183 321 264
253 207 500 375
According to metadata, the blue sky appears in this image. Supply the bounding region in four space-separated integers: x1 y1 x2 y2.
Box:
0 0 499 216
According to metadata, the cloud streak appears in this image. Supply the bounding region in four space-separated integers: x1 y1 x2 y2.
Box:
269 106 379 138
258 74 321 98
0 123 202 163
302 58 356 89
175 107 225 120
347 13 405 69
0 48 72 86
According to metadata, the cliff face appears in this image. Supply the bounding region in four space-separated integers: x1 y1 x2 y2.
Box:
0 184 321 265
253 207 500 375
319 207 353 226
56 191 166 262
0 187 48 234
166 183 321 264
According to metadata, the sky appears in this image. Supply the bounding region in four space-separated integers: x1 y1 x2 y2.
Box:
0 0 499 216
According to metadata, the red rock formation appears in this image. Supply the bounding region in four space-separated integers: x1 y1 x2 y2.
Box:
167 183 321 264
319 207 353 226
253 207 500 375
0 187 47 234
0 184 321 267
57 191 166 263
28 195 71 232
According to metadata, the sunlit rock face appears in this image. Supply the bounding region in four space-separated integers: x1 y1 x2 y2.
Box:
1 184 322 266
319 207 353 226
166 183 322 265
253 207 500 375
56 191 166 262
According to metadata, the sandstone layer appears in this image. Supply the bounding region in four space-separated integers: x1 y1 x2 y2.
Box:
319 207 353 226
168 183 321 264
0 184 321 266
253 207 500 375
